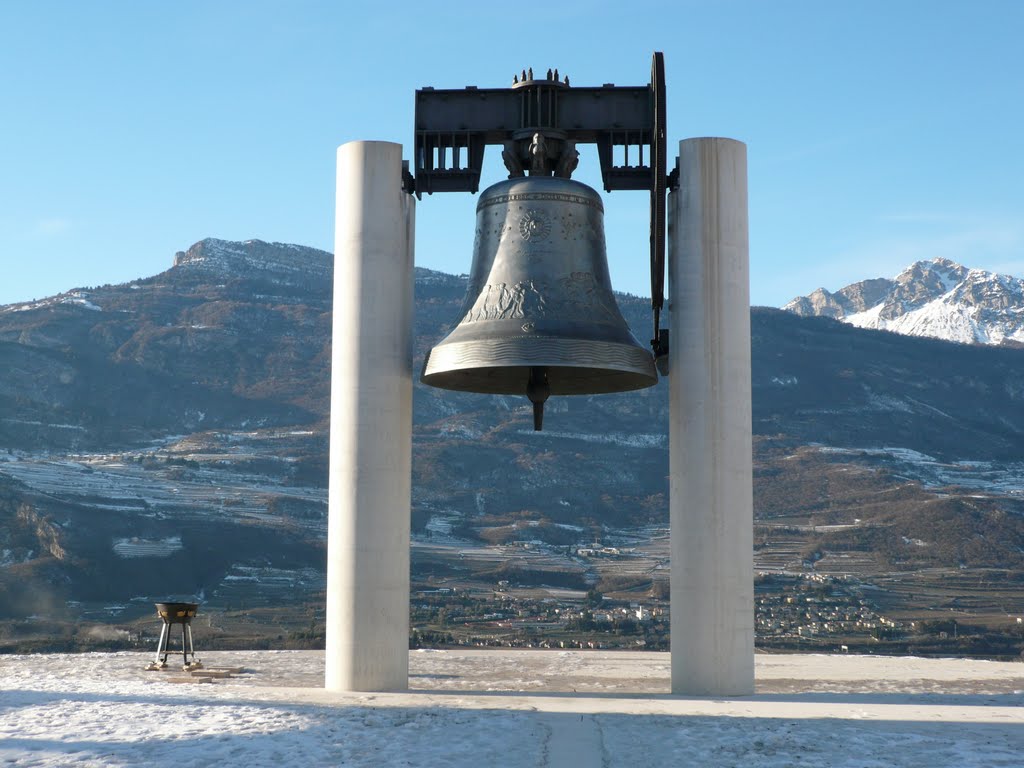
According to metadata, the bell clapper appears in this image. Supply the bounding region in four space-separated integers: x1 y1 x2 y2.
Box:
526 366 550 431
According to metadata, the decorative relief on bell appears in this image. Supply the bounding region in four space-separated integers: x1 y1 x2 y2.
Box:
518 210 551 241
480 191 602 213
458 273 620 327
558 272 620 323
464 280 546 322
560 214 581 240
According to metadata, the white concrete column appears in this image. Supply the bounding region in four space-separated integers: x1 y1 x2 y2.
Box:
325 141 414 691
668 137 753 696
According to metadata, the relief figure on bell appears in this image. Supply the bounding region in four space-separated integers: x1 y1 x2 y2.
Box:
464 280 548 322
508 282 526 319
514 280 547 319
558 272 618 323
467 282 510 322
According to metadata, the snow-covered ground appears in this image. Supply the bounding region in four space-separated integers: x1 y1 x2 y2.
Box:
0 450 326 532
816 445 1024 496
2 650 1022 766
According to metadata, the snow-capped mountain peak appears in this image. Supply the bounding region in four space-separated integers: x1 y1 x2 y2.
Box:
784 258 1024 346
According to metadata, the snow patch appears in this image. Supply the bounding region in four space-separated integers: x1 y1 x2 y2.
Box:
845 302 885 328
815 445 1024 494
112 536 183 559
522 430 667 449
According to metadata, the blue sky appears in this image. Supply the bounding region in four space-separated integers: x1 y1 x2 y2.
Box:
1 1 1021 307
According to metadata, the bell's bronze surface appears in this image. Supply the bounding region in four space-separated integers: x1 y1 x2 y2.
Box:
421 176 657 427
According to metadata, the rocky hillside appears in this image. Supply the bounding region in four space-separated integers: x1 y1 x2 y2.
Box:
1 239 1023 641
784 258 1024 346
0 239 330 450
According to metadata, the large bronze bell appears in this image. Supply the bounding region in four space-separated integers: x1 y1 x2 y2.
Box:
421 176 658 430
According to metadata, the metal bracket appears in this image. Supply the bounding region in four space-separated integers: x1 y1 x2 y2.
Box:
648 52 668 359
666 165 680 191
401 161 416 195
412 53 670 362
413 54 665 196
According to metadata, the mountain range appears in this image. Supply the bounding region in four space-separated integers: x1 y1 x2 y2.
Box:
784 258 1024 346
1 239 1023 649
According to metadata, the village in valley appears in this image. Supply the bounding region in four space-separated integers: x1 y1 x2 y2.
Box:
410 563 900 653
403 532 1019 657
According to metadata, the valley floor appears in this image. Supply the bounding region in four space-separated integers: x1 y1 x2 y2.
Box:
2 650 1022 766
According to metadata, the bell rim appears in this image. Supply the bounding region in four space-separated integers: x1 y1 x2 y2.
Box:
421 336 658 395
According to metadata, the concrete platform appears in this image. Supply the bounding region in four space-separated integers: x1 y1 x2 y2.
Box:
1 650 1022 766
